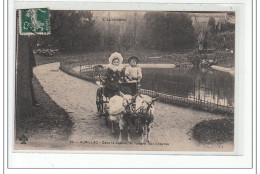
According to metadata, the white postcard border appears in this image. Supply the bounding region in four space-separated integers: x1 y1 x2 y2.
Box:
6 0 254 169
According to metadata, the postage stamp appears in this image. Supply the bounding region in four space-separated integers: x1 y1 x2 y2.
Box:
19 8 50 35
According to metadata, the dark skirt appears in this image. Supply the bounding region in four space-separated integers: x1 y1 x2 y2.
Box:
103 81 120 98
121 83 137 95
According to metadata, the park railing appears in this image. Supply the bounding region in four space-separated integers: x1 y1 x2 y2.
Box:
139 79 234 115
60 60 234 115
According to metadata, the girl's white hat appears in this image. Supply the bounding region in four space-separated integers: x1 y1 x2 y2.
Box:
109 52 123 64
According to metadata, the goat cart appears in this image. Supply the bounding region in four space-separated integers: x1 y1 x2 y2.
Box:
96 79 156 143
96 80 139 122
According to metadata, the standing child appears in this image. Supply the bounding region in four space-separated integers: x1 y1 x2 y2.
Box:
124 56 142 95
125 56 142 82
104 52 124 98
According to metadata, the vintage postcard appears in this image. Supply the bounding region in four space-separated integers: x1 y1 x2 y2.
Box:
15 9 236 152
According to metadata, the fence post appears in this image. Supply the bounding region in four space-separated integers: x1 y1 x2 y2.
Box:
193 81 196 104
80 64 82 77
198 80 201 101
174 82 176 95
92 65 95 79
217 87 219 108
210 84 213 108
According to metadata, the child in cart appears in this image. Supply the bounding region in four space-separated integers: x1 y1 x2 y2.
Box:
125 56 142 82
124 56 142 95
103 52 124 98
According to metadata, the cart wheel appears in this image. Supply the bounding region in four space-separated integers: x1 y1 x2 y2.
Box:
96 88 103 117
104 113 109 126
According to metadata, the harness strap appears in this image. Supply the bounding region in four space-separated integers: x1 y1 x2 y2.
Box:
133 100 153 114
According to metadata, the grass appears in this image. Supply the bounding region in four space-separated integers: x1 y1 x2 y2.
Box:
34 54 65 66
18 75 74 141
35 49 234 69
207 51 234 68
36 49 191 66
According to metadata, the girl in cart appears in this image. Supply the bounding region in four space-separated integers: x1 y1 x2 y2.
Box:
103 52 124 98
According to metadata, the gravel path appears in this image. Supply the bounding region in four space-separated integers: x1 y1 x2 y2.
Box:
32 62 233 151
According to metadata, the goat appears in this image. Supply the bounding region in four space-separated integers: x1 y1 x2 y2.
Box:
134 94 158 143
107 93 138 143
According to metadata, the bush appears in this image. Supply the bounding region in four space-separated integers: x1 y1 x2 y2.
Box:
187 50 206 68
209 31 235 50
192 118 234 143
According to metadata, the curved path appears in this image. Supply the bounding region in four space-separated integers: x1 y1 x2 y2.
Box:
33 62 233 151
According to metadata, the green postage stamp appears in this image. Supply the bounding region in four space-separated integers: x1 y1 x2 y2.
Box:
19 8 50 35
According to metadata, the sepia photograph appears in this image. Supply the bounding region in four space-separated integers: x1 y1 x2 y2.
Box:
15 9 235 152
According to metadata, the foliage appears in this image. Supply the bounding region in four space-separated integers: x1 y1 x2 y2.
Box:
193 118 234 143
187 50 206 68
207 50 234 67
31 11 235 53
220 22 235 33
34 48 60 56
141 12 197 51
207 17 217 35
205 16 235 50
33 11 100 52
209 31 235 50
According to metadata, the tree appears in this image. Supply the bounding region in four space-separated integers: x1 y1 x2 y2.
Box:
206 14 235 50
141 12 197 51
33 10 100 52
207 17 216 34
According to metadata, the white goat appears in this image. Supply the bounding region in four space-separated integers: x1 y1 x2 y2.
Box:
108 94 133 143
134 94 158 143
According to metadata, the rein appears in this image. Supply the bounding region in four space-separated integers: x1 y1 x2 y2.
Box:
133 100 153 115
119 94 155 119
142 100 154 113
120 96 133 114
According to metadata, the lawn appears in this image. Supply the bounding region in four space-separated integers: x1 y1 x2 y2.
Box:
17 77 74 142
36 49 234 69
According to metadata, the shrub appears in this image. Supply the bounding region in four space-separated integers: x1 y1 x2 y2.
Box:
192 118 234 143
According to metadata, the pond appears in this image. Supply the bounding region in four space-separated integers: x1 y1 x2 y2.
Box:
77 63 234 108
141 67 234 107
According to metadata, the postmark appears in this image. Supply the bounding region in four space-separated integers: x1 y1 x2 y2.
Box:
19 8 50 35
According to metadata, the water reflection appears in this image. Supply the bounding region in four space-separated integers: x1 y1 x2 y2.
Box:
141 67 234 107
